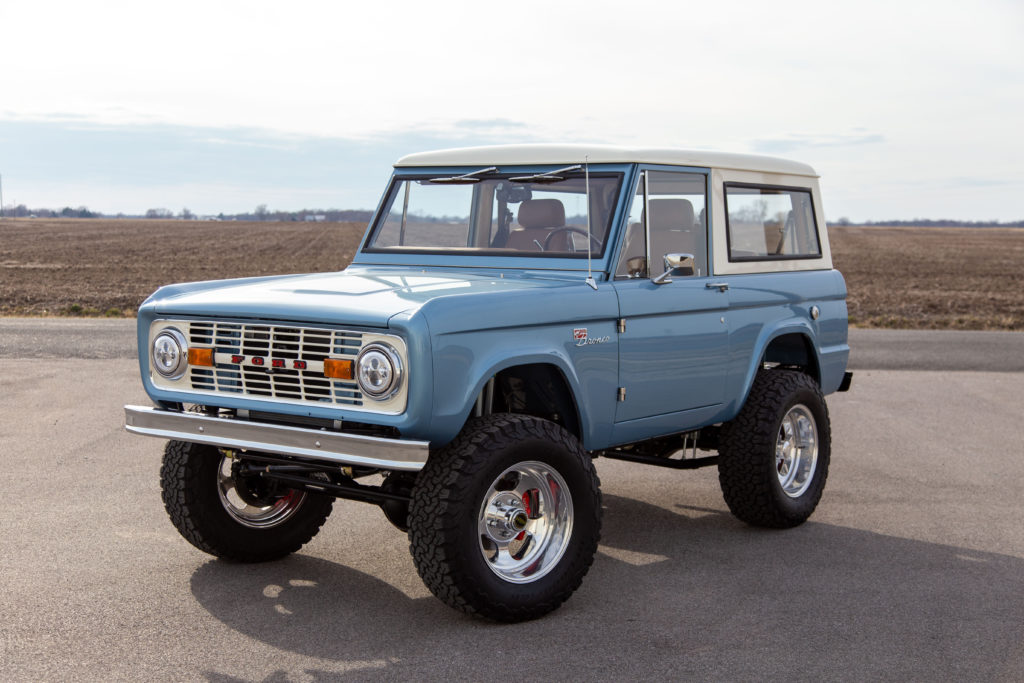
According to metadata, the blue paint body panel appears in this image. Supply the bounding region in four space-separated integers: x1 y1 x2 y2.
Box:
134 160 850 455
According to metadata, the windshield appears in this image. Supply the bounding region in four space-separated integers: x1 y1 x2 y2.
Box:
364 171 623 258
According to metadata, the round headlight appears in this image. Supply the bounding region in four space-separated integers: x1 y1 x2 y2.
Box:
356 343 402 400
152 328 188 380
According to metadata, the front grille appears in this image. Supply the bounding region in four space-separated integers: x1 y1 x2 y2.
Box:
183 321 365 406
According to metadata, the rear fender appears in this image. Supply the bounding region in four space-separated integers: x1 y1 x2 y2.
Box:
735 322 821 414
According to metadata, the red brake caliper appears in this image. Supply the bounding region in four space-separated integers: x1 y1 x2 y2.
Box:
516 489 539 541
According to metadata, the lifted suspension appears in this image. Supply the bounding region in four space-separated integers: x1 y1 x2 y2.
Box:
230 452 412 507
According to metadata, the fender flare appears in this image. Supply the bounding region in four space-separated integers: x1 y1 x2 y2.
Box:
467 352 584 427
734 320 822 413
430 347 592 449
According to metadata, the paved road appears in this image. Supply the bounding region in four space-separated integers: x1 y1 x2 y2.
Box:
3 318 1024 370
0 318 138 359
2 322 1023 680
847 328 1024 372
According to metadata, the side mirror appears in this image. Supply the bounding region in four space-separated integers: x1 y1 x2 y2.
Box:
652 253 695 284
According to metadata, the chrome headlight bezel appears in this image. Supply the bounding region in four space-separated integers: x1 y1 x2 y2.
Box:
356 342 403 400
151 327 188 380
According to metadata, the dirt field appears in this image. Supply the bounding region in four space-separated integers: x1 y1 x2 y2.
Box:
829 226 1023 330
0 218 366 317
1 218 1022 329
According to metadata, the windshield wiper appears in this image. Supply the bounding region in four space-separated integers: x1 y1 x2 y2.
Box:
428 166 499 184
509 164 582 184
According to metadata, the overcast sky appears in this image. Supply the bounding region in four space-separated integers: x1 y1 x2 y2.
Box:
1 0 1021 221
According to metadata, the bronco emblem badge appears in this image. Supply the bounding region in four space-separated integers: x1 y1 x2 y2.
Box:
573 327 610 347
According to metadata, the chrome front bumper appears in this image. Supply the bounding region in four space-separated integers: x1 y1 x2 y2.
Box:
123 405 429 472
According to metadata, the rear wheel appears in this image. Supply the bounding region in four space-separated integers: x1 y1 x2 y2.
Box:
160 440 333 562
718 370 831 528
408 414 601 622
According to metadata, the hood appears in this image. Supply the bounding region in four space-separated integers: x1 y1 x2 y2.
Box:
147 266 575 328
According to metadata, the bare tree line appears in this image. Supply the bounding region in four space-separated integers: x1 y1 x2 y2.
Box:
2 203 1021 227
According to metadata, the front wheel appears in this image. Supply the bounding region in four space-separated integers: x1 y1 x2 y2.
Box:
718 369 831 528
160 440 334 562
408 414 601 622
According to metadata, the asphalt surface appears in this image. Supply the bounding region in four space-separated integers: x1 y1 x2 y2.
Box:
0 318 139 359
2 320 1023 681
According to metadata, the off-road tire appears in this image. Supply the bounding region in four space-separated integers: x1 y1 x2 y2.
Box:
160 440 333 562
718 369 831 528
408 414 601 622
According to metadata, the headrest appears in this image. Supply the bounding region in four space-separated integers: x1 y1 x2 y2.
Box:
517 199 566 229
647 198 695 230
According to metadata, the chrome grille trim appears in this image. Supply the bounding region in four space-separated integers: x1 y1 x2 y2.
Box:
148 319 409 415
183 321 364 406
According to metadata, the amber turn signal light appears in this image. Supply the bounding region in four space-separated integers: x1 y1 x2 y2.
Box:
187 347 214 367
323 358 354 380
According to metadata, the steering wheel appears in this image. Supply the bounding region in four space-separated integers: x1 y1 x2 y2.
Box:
543 227 603 252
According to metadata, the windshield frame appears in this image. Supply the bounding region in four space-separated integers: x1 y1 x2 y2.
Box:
354 163 634 272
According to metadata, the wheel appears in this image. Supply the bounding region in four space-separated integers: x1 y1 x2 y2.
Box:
160 440 334 562
408 414 601 622
717 369 831 528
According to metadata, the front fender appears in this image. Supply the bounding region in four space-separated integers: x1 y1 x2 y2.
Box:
427 325 619 450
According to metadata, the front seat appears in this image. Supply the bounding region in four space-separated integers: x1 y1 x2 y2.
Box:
647 198 696 275
507 199 570 251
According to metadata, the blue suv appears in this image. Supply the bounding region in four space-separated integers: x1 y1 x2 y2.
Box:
126 144 852 621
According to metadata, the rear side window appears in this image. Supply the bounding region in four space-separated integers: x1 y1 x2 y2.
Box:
724 184 821 261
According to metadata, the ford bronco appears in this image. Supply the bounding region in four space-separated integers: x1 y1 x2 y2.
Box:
125 144 852 621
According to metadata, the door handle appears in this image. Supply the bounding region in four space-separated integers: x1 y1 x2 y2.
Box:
705 282 729 292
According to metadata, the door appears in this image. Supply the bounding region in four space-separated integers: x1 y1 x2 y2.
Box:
612 169 729 423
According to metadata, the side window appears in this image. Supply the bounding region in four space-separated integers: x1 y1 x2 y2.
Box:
615 170 708 278
724 184 821 261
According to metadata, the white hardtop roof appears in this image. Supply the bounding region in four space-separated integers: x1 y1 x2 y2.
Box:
395 143 817 177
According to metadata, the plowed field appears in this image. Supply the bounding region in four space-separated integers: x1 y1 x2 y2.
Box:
829 226 1023 330
0 218 365 316
1 218 1022 329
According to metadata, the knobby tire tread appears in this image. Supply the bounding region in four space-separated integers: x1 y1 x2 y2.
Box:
408 414 601 622
718 369 830 529
160 440 333 562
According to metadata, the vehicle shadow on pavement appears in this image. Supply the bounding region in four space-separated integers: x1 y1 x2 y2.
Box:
191 493 1024 681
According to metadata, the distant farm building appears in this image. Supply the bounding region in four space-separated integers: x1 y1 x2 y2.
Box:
305 214 326 222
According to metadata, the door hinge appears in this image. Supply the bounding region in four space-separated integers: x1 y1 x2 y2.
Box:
617 387 626 402
617 318 626 333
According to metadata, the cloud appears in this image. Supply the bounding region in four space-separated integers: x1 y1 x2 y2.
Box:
453 118 527 130
949 177 1015 189
397 118 540 144
200 137 299 151
0 118 561 214
752 132 885 155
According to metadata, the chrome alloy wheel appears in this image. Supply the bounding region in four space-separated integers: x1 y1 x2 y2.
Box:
216 455 306 528
478 461 574 584
776 404 819 498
